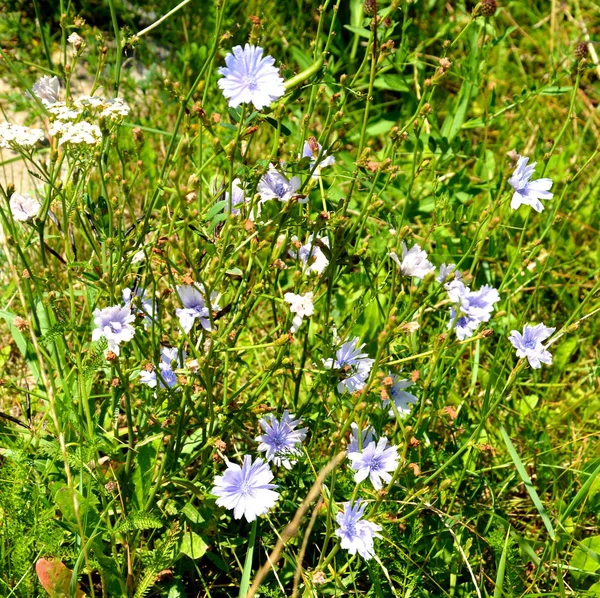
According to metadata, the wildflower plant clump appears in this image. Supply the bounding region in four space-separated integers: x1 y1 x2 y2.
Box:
0 1 598 597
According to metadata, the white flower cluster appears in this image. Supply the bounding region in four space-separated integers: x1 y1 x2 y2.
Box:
0 122 45 150
49 120 102 147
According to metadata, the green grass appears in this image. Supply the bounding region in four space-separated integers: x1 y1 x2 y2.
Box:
0 0 599 596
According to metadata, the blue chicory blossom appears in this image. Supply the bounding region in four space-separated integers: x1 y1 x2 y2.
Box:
122 287 156 329
446 279 500 340
289 234 330 275
508 155 554 212
217 44 285 110
91 304 136 356
176 284 220 334
508 323 555 369
224 178 248 216
383 374 418 418
335 500 382 560
323 336 375 394
436 263 457 284
258 165 301 203
139 346 185 389
347 422 376 454
212 455 279 522
256 410 307 469
347 436 399 490
302 139 336 178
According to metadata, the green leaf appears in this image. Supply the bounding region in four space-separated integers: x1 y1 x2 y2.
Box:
343 24 371 39
373 75 410 93
499 426 556 541
55 487 100 536
179 530 208 560
204 200 227 221
132 438 160 510
517 393 538 416
560 460 600 523
263 116 291 136
571 536 600 582
539 86 572 96
182 502 205 525
0 310 42 385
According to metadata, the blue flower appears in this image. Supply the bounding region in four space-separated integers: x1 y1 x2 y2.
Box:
446 280 500 340
347 436 399 490
302 139 335 178
508 323 555 369
212 455 279 522
256 410 307 469
122 287 156 329
139 347 185 389
323 337 374 394
335 501 381 560
176 284 220 334
383 374 418 418
390 243 435 279
347 422 376 454
289 234 330 275
223 178 249 216
508 155 553 212
258 166 301 202
436 263 456 284
91 304 135 356
217 44 285 110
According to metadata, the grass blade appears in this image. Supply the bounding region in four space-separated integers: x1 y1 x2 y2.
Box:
499 426 556 541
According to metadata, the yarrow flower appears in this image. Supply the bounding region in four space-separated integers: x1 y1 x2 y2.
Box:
9 193 41 222
390 242 435 279
48 102 82 121
323 337 374 395
176 284 220 333
284 292 314 332
446 279 500 340
212 455 279 522
256 410 307 469
335 501 382 560
74 95 105 110
383 374 418 418
91 305 136 356
302 139 336 178
139 346 185 389
258 166 301 202
347 422 376 454
50 120 102 147
217 44 285 110
32 75 60 106
289 234 329 275
508 323 555 369
347 436 399 490
100 98 131 122
508 155 554 212
0 122 45 150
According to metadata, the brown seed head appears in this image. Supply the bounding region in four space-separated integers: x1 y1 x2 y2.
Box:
363 0 377 16
12 316 27 331
474 0 497 17
575 42 589 60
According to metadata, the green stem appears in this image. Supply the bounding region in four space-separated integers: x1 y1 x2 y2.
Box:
240 519 258 598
